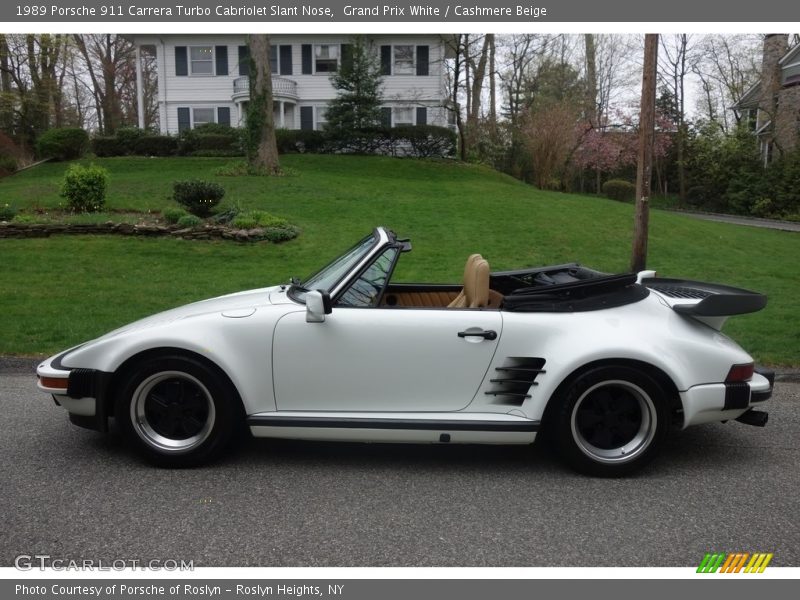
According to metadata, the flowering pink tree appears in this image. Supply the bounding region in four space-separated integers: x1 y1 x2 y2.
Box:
571 109 674 190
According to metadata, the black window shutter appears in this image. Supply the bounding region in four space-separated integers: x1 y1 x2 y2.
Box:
416 107 427 126
381 107 392 128
238 46 250 76
301 44 312 74
175 46 188 76
300 106 314 130
416 45 429 76
217 107 231 127
177 107 191 132
280 45 293 75
341 44 353 71
380 45 391 76
215 46 228 76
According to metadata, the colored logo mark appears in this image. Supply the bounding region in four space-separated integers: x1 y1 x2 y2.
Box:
697 552 773 573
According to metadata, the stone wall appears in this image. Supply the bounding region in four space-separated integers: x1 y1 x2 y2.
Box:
0 222 274 242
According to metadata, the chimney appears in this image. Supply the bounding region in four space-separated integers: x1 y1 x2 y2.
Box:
759 34 789 126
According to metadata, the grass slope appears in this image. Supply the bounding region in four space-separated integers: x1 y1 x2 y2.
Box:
1 155 797 365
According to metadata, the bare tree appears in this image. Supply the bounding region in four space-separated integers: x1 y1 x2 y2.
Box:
658 34 692 203
246 34 280 174
691 34 761 132
72 34 137 134
0 34 69 147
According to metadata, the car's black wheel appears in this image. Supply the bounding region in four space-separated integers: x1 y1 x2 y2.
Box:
553 366 669 477
115 355 241 467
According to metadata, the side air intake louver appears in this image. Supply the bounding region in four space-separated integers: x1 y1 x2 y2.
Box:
484 357 546 406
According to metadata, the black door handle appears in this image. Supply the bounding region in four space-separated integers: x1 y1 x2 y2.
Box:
457 329 498 340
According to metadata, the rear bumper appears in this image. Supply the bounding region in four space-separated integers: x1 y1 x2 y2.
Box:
680 370 773 428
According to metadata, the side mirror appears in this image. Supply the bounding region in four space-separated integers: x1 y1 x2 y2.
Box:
306 290 332 323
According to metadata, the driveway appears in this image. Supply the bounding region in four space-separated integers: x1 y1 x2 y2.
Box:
673 211 800 233
1 370 798 567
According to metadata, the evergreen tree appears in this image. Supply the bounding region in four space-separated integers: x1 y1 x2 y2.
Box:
325 36 384 134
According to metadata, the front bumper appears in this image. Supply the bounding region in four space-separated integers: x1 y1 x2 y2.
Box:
680 369 773 428
36 352 111 431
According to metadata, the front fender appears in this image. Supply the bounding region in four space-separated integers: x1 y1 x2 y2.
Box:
59 312 277 415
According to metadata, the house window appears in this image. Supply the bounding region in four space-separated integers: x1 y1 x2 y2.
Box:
190 46 214 75
315 45 339 73
268 45 293 76
393 45 414 75
192 107 215 127
393 107 414 126
315 107 328 130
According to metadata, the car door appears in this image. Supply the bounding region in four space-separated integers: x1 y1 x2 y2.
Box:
272 307 502 412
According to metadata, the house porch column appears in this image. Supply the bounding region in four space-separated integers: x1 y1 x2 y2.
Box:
135 44 144 129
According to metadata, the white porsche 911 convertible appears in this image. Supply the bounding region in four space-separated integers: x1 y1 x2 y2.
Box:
37 227 774 476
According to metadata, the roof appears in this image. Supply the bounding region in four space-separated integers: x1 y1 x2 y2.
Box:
732 81 761 110
779 41 800 66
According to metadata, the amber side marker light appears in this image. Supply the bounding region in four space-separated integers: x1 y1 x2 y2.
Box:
39 376 69 390
726 363 754 382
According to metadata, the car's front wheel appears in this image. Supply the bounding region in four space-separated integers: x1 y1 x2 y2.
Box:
554 366 669 477
115 355 240 467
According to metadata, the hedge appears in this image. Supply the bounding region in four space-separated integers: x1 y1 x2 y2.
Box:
36 128 89 161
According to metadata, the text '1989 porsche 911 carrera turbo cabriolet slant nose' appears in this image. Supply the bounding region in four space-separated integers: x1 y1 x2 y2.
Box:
37 227 774 476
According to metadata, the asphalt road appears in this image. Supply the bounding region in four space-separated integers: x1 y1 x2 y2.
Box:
1 372 798 568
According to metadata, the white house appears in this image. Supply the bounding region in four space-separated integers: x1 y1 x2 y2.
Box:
129 34 453 134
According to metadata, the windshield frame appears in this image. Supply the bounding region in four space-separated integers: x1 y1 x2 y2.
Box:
288 228 392 304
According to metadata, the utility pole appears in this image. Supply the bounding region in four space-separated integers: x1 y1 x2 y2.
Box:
631 34 658 273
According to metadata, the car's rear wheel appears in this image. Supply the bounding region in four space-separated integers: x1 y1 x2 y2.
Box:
115 355 240 467
554 366 669 477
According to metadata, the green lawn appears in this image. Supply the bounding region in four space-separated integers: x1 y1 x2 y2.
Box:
1 155 798 365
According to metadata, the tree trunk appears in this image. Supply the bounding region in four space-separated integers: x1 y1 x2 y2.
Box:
488 34 496 134
0 35 14 133
631 34 658 273
584 34 600 194
247 34 280 175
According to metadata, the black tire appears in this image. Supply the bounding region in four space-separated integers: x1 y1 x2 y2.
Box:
114 355 241 467
553 366 669 477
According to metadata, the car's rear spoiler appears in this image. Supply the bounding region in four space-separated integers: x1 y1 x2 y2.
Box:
641 277 767 330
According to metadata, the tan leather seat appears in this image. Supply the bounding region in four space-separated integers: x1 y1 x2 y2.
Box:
448 254 491 308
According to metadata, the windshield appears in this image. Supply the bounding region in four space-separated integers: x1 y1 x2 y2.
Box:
290 233 378 302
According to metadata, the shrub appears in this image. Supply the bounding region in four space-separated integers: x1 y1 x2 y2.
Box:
172 179 225 217
192 123 239 136
602 179 636 202
133 135 178 157
392 125 457 158
36 128 89 161
60 163 108 212
231 210 289 230
190 148 243 158
92 136 126 157
0 203 16 220
262 224 300 243
274 129 327 154
114 127 145 153
176 214 202 228
162 206 188 224
179 125 243 156
0 155 17 174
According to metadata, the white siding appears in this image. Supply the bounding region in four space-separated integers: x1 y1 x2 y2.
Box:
132 34 450 134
